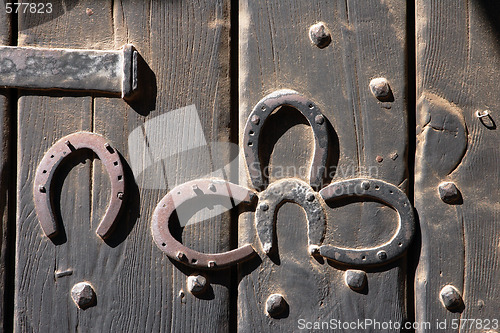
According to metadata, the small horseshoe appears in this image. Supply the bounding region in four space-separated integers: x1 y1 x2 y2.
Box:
319 178 415 266
243 89 329 190
255 178 326 254
151 179 257 269
33 132 125 239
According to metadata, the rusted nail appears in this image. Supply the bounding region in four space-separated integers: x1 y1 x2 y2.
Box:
440 285 464 311
259 203 269 211
86 8 93 16
369 78 391 99
176 251 187 261
376 155 384 163
438 182 461 204
308 22 332 49
266 294 287 317
377 250 387 260
345 269 367 292
306 192 315 202
207 260 216 268
187 274 208 295
361 180 370 190
315 114 325 125
250 115 260 125
71 282 96 309
117 192 124 200
38 185 46 193
54 269 73 279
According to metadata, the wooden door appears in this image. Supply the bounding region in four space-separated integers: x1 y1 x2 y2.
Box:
0 0 498 332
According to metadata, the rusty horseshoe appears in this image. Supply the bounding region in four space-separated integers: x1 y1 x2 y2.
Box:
255 178 326 254
243 89 329 190
318 178 415 266
33 132 125 239
151 179 257 269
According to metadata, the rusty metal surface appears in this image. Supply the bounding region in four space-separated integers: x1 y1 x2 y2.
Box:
243 89 329 190
151 179 257 269
319 178 415 266
0 44 137 98
33 132 125 239
254 178 326 254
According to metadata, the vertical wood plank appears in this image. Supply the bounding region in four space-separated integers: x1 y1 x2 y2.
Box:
416 0 500 329
15 2 114 332
93 0 234 332
0 0 12 330
238 0 410 331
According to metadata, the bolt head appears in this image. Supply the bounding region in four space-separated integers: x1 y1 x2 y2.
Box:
438 182 461 204
369 78 391 99
187 274 208 295
377 250 387 260
71 282 96 309
265 294 287 317
345 270 367 291
251 114 260 125
259 203 269 211
315 114 325 125
309 22 332 49
440 285 464 311
306 192 315 202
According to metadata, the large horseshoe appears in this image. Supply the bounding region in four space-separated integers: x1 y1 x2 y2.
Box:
319 178 415 266
243 89 329 190
33 132 125 239
151 179 257 269
255 178 326 254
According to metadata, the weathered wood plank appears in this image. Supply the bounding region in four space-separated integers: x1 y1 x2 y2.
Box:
416 0 500 329
238 0 409 331
15 2 113 332
0 0 12 330
93 0 234 332
15 0 234 331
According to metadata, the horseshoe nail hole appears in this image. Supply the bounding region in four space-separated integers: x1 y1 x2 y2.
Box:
161 243 166 246
375 185 380 190
389 190 393 194
191 259 198 264
261 105 266 111
162 204 166 208
177 191 181 195
42 170 47 173
113 161 119 166
398 242 403 247
308 103 314 109
249 130 255 136
362 256 366 260
403 202 408 206
50 155 54 158
248 142 253 146
117 175 123 181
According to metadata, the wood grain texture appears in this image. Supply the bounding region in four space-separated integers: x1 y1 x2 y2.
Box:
15 0 233 331
416 0 500 330
238 0 409 331
0 0 12 331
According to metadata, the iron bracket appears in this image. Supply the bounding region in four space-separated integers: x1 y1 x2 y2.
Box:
0 44 137 99
33 132 126 239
